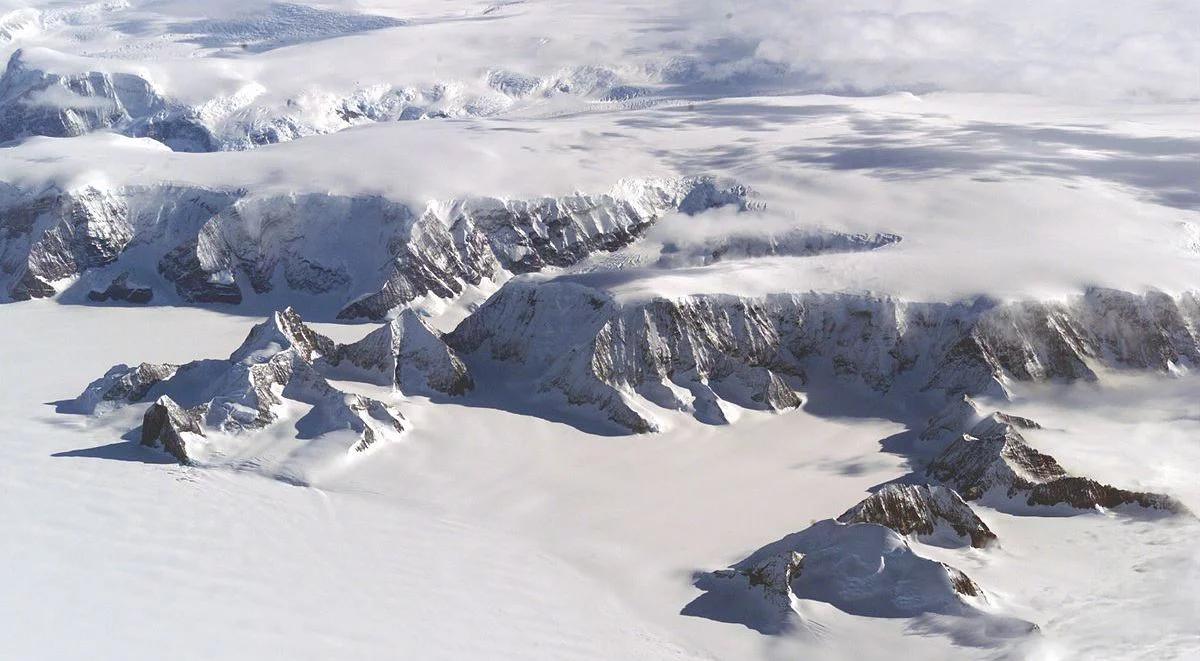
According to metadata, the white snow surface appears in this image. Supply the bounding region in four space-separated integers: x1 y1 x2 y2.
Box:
2 1 1200 660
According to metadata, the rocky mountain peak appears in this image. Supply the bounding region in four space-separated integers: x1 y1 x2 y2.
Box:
321 309 473 396
141 395 205 464
837 483 997 549
229 306 334 365
928 414 1187 515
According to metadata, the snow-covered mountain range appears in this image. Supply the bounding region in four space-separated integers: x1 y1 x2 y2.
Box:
2 1 1198 660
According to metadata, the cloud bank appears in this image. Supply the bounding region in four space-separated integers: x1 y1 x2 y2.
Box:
677 0 1200 101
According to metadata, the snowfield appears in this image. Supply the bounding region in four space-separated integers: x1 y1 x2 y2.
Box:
2 1 1199 660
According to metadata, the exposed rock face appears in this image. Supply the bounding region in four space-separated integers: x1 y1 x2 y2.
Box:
141 395 204 463
337 177 752 320
72 362 179 414
1 178 748 318
655 230 901 268
448 280 1200 432
928 414 1186 514
920 394 984 447
0 49 168 144
86 272 153 304
449 284 815 432
2 186 134 301
321 310 472 395
687 519 1022 635
230 307 335 364
70 308 406 465
837 484 997 548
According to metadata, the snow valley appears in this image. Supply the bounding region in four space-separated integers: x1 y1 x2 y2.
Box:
2 2 1199 660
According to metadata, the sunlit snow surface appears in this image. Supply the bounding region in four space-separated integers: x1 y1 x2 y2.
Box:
1 1 1199 660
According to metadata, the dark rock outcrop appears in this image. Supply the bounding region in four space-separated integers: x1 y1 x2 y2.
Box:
2 178 749 317
72 362 179 414
449 280 1200 432
87 272 153 304
928 414 1187 514
141 395 204 463
336 177 752 320
71 308 406 466
321 310 472 396
837 484 997 548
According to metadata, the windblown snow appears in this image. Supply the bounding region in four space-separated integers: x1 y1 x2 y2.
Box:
2 1 1199 660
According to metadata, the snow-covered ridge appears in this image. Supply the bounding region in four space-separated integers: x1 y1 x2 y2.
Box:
319 309 472 395
684 518 1036 643
67 308 406 471
448 278 1200 433
0 48 668 152
836 483 996 549
0 176 750 319
926 410 1187 515
66 306 469 477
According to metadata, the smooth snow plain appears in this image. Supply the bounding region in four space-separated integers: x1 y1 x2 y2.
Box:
2 1 1199 659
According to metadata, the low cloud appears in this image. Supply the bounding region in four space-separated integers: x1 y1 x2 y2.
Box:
674 0 1200 101
20 85 118 112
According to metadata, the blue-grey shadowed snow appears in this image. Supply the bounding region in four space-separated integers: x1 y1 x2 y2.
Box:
52 440 176 464
164 3 405 54
778 116 1200 210
421 359 636 437
616 98 1200 211
682 518 1038 642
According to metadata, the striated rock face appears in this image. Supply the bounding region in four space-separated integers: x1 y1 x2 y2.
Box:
2 186 134 301
230 307 335 364
928 414 1186 514
687 519 1022 634
450 282 811 432
141 395 204 463
837 484 997 548
448 279 1200 432
72 362 179 415
920 394 984 448
321 310 472 396
337 177 752 320
70 308 406 465
0 49 169 144
0 178 748 318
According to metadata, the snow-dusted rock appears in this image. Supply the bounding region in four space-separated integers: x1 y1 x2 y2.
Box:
928 414 1186 514
337 177 752 320
140 395 204 464
321 310 472 396
229 307 334 365
837 484 997 548
0 47 671 152
71 362 179 415
0 49 165 143
449 279 1200 432
1 178 749 318
920 394 985 447
449 282 807 432
2 186 134 301
686 519 1033 636
71 308 405 467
